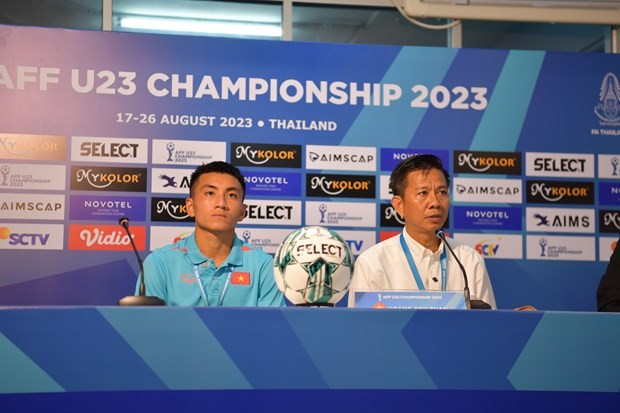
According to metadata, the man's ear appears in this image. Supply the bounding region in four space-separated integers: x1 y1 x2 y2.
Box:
391 195 404 218
186 197 195 218
238 203 247 222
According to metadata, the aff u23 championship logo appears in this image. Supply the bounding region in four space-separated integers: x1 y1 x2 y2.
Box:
594 73 620 126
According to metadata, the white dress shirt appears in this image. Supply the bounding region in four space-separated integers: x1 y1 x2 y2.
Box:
348 229 497 308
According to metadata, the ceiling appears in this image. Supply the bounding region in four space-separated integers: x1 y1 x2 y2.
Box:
0 0 611 52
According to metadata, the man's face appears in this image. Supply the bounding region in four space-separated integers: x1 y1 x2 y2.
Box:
391 167 449 237
186 172 246 234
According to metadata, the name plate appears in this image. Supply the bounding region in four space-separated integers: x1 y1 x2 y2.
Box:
354 290 466 310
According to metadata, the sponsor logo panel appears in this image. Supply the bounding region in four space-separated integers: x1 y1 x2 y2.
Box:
243 170 302 197
0 163 66 190
306 173 375 198
68 224 146 251
526 235 595 261
236 227 294 254
71 166 147 192
453 233 523 259
305 201 376 228
151 168 193 194
0 133 66 161
0 223 64 250
453 206 522 231
306 145 376 171
380 148 449 172
599 209 620 233
599 237 618 262
152 139 226 165
598 182 620 206
380 203 405 227
379 231 400 242
598 154 620 179
525 152 594 178
151 197 193 222
150 226 193 251
70 195 147 221
71 136 148 164
231 143 301 168
379 175 391 200
0 193 64 220
454 151 521 175
526 180 594 205
243 200 302 226
335 230 376 256
526 207 594 233
453 177 522 204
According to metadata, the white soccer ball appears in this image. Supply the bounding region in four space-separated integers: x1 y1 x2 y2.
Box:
274 226 354 306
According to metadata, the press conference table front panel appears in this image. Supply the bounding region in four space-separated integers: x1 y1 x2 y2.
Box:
1 307 619 412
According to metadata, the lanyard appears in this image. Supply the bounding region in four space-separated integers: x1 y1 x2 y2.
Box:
399 233 447 291
193 263 233 306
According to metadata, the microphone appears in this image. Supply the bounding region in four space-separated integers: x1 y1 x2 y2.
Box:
435 229 491 310
118 217 165 306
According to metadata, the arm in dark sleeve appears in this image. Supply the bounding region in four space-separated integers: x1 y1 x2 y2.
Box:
597 237 620 312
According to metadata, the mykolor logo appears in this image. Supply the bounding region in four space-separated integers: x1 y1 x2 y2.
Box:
380 204 405 227
0 133 66 160
231 143 301 168
306 174 375 198
68 224 146 251
71 166 147 192
600 210 620 232
527 181 594 204
454 151 521 175
151 197 193 222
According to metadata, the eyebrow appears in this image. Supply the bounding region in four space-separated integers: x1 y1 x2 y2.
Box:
199 183 242 193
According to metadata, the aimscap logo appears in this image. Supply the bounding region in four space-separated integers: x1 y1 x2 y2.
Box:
0 224 64 250
231 143 301 168
306 145 376 172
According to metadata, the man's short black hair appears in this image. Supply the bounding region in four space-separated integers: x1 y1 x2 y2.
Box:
389 154 450 197
189 161 246 200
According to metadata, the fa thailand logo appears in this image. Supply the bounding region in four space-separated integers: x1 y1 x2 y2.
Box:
594 73 620 126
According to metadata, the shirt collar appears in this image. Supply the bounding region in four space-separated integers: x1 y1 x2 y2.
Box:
184 232 243 267
402 228 444 262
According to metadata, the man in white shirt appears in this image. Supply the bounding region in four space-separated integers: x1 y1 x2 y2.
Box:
348 154 496 309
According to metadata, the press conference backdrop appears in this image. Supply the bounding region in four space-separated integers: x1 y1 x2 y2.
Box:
0 24 618 310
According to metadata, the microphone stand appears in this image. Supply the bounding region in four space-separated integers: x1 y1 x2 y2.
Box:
118 217 165 306
435 229 491 310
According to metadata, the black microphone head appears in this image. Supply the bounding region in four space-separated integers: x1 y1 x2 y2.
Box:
118 216 130 228
435 229 445 239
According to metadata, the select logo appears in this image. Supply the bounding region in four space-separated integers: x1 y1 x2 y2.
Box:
68 224 146 251
71 166 147 192
231 143 301 168
71 136 148 163
526 152 594 178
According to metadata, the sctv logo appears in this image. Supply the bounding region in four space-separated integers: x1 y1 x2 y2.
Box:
0 226 49 246
475 238 501 256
